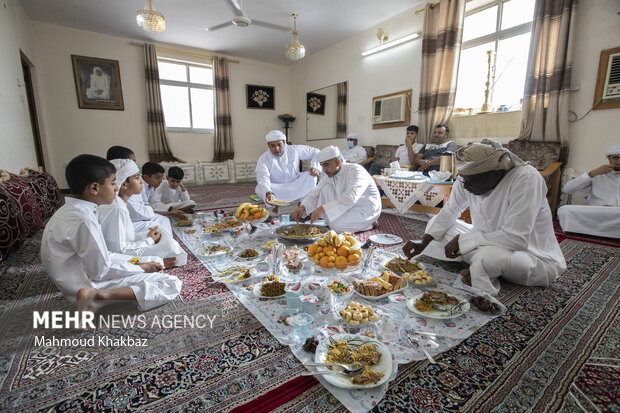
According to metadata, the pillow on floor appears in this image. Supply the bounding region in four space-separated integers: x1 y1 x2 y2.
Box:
19 168 64 219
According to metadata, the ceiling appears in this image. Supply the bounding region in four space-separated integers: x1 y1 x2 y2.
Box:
20 0 420 65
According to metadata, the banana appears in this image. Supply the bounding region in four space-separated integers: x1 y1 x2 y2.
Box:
236 202 251 217
334 234 344 247
250 207 262 214
327 230 337 240
345 235 357 246
317 238 327 246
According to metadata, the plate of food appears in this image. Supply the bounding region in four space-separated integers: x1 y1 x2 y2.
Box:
352 271 408 301
235 203 270 222
267 199 291 206
327 280 353 300
236 248 264 261
314 333 392 389
203 218 245 234
307 231 363 272
407 290 470 319
381 256 426 275
260 240 276 251
175 219 194 227
197 243 233 258
253 275 287 298
213 266 257 283
276 224 328 243
368 234 403 246
402 269 435 287
334 301 379 326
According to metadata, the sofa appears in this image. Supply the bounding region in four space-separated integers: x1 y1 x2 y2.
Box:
0 168 64 265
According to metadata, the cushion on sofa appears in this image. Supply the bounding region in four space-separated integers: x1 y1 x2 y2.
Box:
19 168 64 220
506 141 561 171
363 146 375 159
373 145 400 168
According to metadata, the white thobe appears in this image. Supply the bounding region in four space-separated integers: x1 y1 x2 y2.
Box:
99 197 188 266
41 198 182 311
255 145 320 202
301 163 381 233
394 143 424 166
558 171 620 238
342 145 368 164
126 193 172 237
423 165 566 295
151 180 196 212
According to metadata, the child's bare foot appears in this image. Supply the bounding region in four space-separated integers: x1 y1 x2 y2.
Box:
460 268 471 286
76 288 105 330
163 257 176 269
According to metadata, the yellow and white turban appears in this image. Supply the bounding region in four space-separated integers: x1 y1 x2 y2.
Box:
109 158 139 187
456 139 526 175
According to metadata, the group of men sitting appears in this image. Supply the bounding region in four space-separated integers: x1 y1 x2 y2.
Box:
39 128 618 315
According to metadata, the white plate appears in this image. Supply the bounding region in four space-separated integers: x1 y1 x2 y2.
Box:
253 283 286 299
353 281 408 302
197 244 233 258
213 267 257 284
235 249 264 261
407 292 470 319
333 301 379 326
379 256 426 275
368 234 403 246
314 333 392 389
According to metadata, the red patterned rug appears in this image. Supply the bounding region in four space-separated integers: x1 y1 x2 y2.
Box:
0 184 617 412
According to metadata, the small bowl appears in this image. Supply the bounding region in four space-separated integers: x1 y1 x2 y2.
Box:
429 170 452 182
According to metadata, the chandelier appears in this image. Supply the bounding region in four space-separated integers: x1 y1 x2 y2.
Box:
285 14 305 61
136 0 166 32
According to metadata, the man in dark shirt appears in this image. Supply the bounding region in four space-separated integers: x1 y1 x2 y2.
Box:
415 123 458 172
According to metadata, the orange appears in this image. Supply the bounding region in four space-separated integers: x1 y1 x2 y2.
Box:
347 254 360 265
319 256 331 268
308 244 318 256
328 262 335 268
324 245 336 255
240 213 247 220
254 211 263 220
335 256 348 270
247 215 254 221
337 246 349 257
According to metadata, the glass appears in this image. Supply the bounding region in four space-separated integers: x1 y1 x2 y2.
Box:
189 66 213 85
190 88 214 129
158 61 187 82
463 6 498 42
160 85 190 127
454 41 495 110
285 290 302 314
494 32 531 110
281 214 290 226
291 313 314 343
501 0 535 30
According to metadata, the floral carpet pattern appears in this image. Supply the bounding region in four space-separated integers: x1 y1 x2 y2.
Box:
0 183 617 412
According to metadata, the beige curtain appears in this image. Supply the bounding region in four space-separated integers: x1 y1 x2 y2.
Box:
418 0 465 143
144 44 179 162
213 56 234 162
336 81 348 139
518 0 577 162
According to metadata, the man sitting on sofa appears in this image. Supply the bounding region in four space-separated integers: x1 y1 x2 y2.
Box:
342 132 367 164
557 145 620 238
415 123 458 172
369 125 423 175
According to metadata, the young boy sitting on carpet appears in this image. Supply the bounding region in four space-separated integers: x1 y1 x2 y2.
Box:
41 154 182 313
151 166 196 214
98 159 187 268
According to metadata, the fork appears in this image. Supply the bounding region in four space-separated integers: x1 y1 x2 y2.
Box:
408 333 436 364
304 362 363 374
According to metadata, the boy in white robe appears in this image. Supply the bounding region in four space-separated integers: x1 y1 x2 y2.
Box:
255 130 320 203
151 166 196 213
41 154 182 313
403 140 566 295
557 145 620 238
293 146 381 233
342 133 367 164
106 145 174 236
140 162 189 221
99 159 188 267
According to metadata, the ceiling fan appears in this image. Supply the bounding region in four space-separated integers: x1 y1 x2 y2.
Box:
205 0 290 32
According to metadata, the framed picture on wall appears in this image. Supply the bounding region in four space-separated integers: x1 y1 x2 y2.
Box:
307 92 326 115
71 55 124 110
246 84 275 109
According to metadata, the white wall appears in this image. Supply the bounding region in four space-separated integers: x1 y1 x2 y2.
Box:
0 0 39 173
566 0 620 172
289 6 425 150
307 83 338 140
30 22 289 188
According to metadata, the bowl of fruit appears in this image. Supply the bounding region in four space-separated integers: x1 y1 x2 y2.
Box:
235 202 269 223
307 231 363 272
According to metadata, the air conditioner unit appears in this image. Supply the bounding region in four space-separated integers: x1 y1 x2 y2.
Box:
602 52 620 101
372 94 407 124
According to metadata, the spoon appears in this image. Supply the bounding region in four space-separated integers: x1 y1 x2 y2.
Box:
408 333 436 364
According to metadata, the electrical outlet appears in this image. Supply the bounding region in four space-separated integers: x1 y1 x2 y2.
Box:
570 80 581 91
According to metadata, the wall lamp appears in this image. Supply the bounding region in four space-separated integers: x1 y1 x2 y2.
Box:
361 32 421 57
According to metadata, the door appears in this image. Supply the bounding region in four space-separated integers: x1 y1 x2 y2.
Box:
20 51 45 169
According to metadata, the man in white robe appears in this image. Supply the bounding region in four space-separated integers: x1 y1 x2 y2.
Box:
86 67 111 100
41 154 182 312
255 130 320 203
342 133 367 164
403 140 566 295
558 145 620 238
292 146 381 233
99 159 187 266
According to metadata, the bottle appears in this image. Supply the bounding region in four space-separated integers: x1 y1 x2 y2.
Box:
439 151 456 178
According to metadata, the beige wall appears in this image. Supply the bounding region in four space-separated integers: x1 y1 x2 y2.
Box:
0 0 39 173
30 22 289 188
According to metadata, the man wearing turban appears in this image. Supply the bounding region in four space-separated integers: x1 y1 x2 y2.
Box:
341 132 367 164
86 66 111 100
292 146 381 232
557 145 620 238
403 139 566 295
255 130 320 203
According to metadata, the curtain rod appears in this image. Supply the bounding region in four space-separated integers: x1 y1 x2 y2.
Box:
415 2 440 15
129 41 240 63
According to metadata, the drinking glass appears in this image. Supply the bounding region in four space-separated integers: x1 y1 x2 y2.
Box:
291 313 314 344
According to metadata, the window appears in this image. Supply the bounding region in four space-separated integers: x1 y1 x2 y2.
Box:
158 59 214 132
454 0 535 113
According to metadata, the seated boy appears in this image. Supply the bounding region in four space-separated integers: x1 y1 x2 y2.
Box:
106 146 175 235
151 166 196 213
141 162 189 221
41 154 182 313
98 159 188 266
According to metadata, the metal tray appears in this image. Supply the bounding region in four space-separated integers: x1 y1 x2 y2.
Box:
276 224 328 243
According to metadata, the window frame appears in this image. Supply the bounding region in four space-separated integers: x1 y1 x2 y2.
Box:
456 0 533 112
158 58 214 134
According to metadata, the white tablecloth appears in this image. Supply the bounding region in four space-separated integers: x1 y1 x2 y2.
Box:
375 176 449 214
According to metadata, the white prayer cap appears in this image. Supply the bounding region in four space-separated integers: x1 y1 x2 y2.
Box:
346 132 359 142
109 158 139 187
606 145 620 157
265 130 286 142
317 146 341 162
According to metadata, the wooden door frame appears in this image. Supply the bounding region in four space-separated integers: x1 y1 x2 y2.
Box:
20 50 45 170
